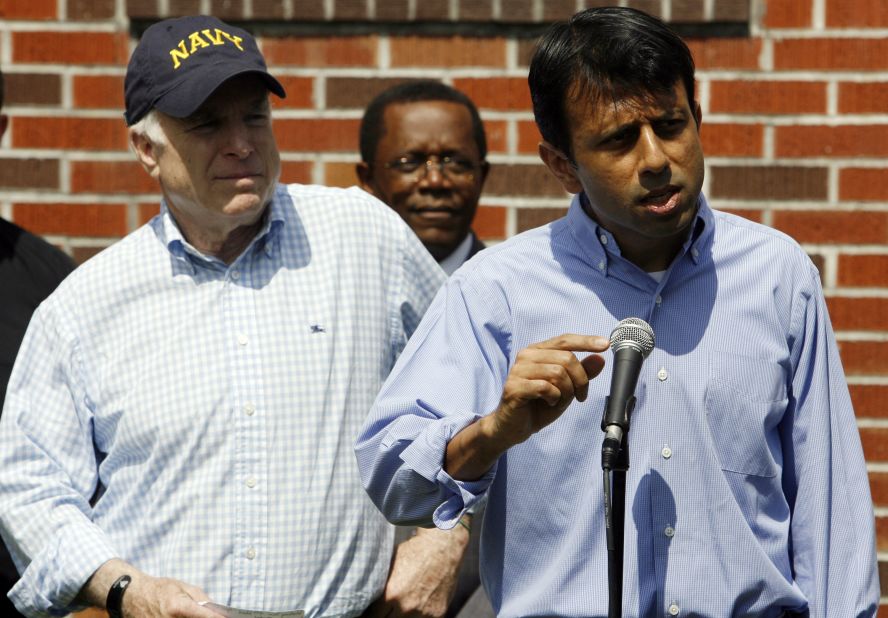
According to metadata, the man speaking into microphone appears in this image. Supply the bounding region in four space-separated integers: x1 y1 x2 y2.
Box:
356 6 878 617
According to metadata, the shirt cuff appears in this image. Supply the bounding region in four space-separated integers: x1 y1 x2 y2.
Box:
398 412 497 530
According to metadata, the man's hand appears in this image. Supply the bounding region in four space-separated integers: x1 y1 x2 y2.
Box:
76 558 220 618
446 334 608 480
363 524 470 618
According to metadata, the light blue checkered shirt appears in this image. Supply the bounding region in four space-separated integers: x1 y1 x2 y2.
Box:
0 183 446 618
356 193 880 617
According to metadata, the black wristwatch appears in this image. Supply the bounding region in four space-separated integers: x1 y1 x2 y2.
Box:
106 574 132 618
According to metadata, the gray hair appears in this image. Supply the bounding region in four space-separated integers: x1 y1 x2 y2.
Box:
129 109 167 148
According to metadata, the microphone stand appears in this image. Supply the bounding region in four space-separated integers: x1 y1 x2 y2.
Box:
602 396 634 618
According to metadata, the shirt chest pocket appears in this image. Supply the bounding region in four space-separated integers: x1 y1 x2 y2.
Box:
704 351 788 478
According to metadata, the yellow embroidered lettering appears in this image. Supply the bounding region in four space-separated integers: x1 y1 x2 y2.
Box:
221 31 245 51
188 31 210 53
169 40 190 69
202 28 226 45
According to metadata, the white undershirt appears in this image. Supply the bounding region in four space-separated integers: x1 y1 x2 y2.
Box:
439 233 475 275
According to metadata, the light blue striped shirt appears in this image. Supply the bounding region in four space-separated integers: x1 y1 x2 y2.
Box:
0 183 446 618
356 193 879 617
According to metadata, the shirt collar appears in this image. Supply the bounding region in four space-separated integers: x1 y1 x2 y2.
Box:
155 187 287 272
567 191 713 276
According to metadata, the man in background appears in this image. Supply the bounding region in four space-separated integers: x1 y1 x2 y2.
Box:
0 66 76 618
0 16 447 618
358 81 489 276
357 81 494 618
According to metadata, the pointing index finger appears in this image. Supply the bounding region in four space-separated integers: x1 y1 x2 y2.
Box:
531 333 610 353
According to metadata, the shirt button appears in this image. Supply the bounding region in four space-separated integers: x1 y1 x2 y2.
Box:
664 526 675 538
657 367 668 381
244 403 256 416
599 234 608 245
598 260 605 271
230 270 240 281
237 333 249 346
245 476 257 488
655 295 662 305
692 248 699 258
246 548 256 560
661 445 672 459
668 603 680 615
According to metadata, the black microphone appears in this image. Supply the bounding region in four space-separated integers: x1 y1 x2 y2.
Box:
601 317 655 470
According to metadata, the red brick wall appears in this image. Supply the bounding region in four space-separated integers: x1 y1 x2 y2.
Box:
1 0 887 607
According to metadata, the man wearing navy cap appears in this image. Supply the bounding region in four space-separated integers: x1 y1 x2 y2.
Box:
0 16 450 618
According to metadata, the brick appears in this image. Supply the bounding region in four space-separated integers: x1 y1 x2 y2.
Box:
275 119 362 152
672 0 705 22
270 76 314 109
861 427 888 461
686 38 761 70
827 297 888 331
376 0 410 21
777 125 888 158
12 203 127 237
871 472 888 508
700 123 763 157
500 0 535 23
709 80 826 115
0 0 56 19
626 0 662 18
517 38 540 67
517 207 569 233
168 0 201 15
458 0 492 20
71 161 158 194
486 164 566 198
772 210 887 244
138 202 160 225
335 0 369 20
260 37 378 68
840 340 888 375
452 78 532 111
881 561 888 599
484 119 507 154
73 75 125 110
713 0 750 21
68 0 116 19
72 245 110 264
253 0 285 18
517 121 543 154
4 73 62 106
290 0 325 19
473 205 507 240
13 117 127 151
280 161 313 184
126 0 158 18
709 166 827 201
774 38 888 71
878 515 888 551
808 253 825 282
0 158 59 189
415 0 448 20
838 254 888 287
326 77 415 109
323 162 358 188
714 207 763 223
851 385 888 418
542 0 578 21
390 37 507 68
210 0 245 19
826 0 888 27
763 0 812 27
839 82 888 114
13 32 129 65
839 168 888 202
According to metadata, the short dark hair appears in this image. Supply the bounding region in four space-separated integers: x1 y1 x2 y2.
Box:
529 6 696 157
359 80 487 164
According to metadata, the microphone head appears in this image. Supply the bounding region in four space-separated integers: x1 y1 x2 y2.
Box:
609 317 655 358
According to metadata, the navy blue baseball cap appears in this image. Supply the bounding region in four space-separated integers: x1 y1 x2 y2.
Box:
124 15 286 126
